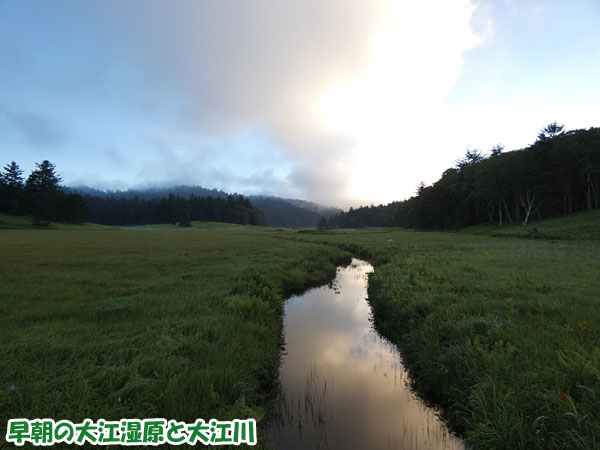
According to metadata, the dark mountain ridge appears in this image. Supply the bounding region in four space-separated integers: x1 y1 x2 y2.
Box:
66 185 340 228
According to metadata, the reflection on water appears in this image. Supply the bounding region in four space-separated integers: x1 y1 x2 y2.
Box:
269 259 466 450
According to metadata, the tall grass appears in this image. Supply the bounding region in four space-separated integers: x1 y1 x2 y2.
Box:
281 213 600 449
0 226 349 448
3 211 598 449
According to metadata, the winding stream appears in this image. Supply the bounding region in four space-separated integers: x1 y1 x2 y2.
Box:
269 259 466 450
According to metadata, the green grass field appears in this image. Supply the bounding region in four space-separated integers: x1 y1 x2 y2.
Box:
1 212 599 449
289 214 600 450
0 214 115 230
0 224 349 449
461 209 600 241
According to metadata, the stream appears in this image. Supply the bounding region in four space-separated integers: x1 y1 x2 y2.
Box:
269 259 466 450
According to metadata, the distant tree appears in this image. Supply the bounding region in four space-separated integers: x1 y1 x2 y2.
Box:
489 144 504 157
1 161 25 213
25 160 62 224
536 122 564 142
178 207 192 227
317 216 328 229
0 167 4 211
26 160 62 193
455 148 484 169
57 193 88 224
520 192 542 236
2 161 24 187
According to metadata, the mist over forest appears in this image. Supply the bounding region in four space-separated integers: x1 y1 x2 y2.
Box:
323 125 600 230
2 124 598 230
0 165 338 227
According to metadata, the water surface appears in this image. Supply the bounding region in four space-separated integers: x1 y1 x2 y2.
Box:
269 259 465 450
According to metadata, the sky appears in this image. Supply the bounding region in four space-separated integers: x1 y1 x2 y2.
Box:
1 0 599 208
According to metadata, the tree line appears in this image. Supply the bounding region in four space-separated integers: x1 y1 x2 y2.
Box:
83 193 264 226
0 160 87 224
0 160 264 226
68 186 337 228
250 196 337 228
323 124 600 230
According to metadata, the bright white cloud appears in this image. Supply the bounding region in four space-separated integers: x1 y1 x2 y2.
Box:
4 0 599 207
317 0 490 204
60 0 494 206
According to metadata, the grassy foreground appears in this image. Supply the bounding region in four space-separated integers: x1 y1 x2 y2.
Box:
0 214 114 230
0 225 349 448
2 213 599 450
290 215 600 450
461 209 600 241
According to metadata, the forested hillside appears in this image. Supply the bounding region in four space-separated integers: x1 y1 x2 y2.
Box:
83 193 264 226
67 185 229 201
326 125 600 230
69 186 338 228
250 196 339 227
0 161 264 226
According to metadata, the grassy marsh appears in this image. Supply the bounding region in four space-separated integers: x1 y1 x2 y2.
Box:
0 225 348 448
287 215 600 449
2 212 599 449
